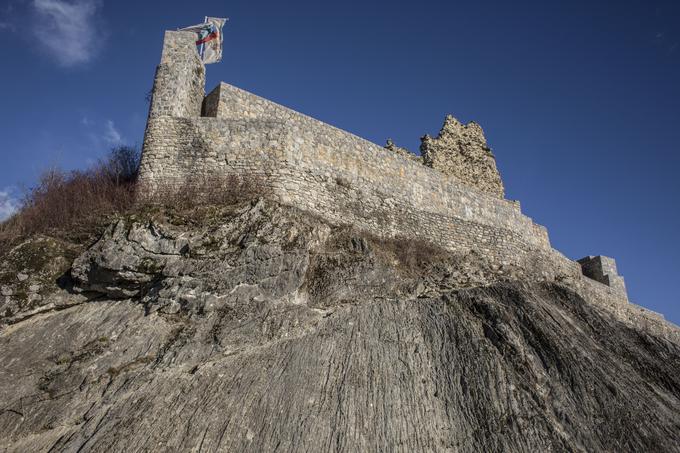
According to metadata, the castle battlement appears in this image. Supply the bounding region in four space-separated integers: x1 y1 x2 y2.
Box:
140 30 630 304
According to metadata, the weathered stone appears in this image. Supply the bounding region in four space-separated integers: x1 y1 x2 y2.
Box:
578 255 627 295
71 220 189 299
5 27 674 450
420 115 505 198
384 139 422 163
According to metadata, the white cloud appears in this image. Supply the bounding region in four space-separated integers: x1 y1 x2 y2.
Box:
33 0 102 66
0 188 20 222
0 2 20 33
103 119 122 145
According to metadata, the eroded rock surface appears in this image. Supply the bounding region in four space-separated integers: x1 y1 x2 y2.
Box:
1 200 679 452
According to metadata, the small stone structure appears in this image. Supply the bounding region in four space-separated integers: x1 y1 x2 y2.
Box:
140 30 630 303
578 256 627 297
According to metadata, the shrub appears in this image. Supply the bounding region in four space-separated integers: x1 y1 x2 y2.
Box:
370 235 449 272
104 145 140 185
0 147 140 248
0 147 270 250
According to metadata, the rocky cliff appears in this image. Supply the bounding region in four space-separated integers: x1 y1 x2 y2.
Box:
1 199 679 452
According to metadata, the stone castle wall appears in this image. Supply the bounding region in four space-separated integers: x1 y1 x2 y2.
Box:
139 31 629 303
198 82 551 253
148 31 205 119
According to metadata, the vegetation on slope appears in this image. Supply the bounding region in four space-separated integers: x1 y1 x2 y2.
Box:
0 146 266 251
0 147 140 249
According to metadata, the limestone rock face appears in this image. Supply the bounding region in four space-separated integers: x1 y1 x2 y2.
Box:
421 116 506 198
1 200 679 452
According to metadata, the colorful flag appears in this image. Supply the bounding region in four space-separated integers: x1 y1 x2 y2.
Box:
180 17 228 64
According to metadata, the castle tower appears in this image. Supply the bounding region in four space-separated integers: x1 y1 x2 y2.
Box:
139 31 206 192
147 31 205 119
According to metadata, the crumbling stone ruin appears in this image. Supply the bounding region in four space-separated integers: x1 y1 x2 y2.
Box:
384 117 505 199
420 116 505 198
140 30 632 307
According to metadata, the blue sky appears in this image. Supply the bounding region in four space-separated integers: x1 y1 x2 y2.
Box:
0 0 679 323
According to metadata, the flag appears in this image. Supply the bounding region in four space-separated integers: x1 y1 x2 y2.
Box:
180 17 228 64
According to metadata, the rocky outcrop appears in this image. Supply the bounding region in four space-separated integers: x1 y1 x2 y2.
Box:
421 116 505 198
72 219 191 299
1 200 679 452
0 236 81 323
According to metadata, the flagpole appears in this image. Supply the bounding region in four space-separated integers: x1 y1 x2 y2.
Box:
199 16 208 59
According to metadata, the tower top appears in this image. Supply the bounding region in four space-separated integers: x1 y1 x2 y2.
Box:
148 31 206 119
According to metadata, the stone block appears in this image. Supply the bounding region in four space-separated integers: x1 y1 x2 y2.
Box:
578 255 628 299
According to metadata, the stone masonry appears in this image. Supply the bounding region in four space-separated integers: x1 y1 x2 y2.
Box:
420 116 505 198
384 139 423 164
139 30 629 303
148 31 205 119
578 256 627 297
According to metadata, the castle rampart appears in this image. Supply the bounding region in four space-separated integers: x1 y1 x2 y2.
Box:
578 255 627 297
139 30 631 304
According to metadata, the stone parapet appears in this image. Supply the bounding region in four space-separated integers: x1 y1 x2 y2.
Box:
578 255 628 300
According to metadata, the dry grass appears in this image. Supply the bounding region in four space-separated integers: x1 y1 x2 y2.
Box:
141 174 267 212
369 235 449 273
0 147 139 248
133 174 270 227
0 148 269 250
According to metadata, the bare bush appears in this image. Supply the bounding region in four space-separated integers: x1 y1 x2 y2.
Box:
0 152 139 247
0 147 270 249
104 146 140 184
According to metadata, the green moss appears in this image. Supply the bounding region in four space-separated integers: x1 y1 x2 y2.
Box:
138 257 164 275
54 354 71 365
106 355 154 377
